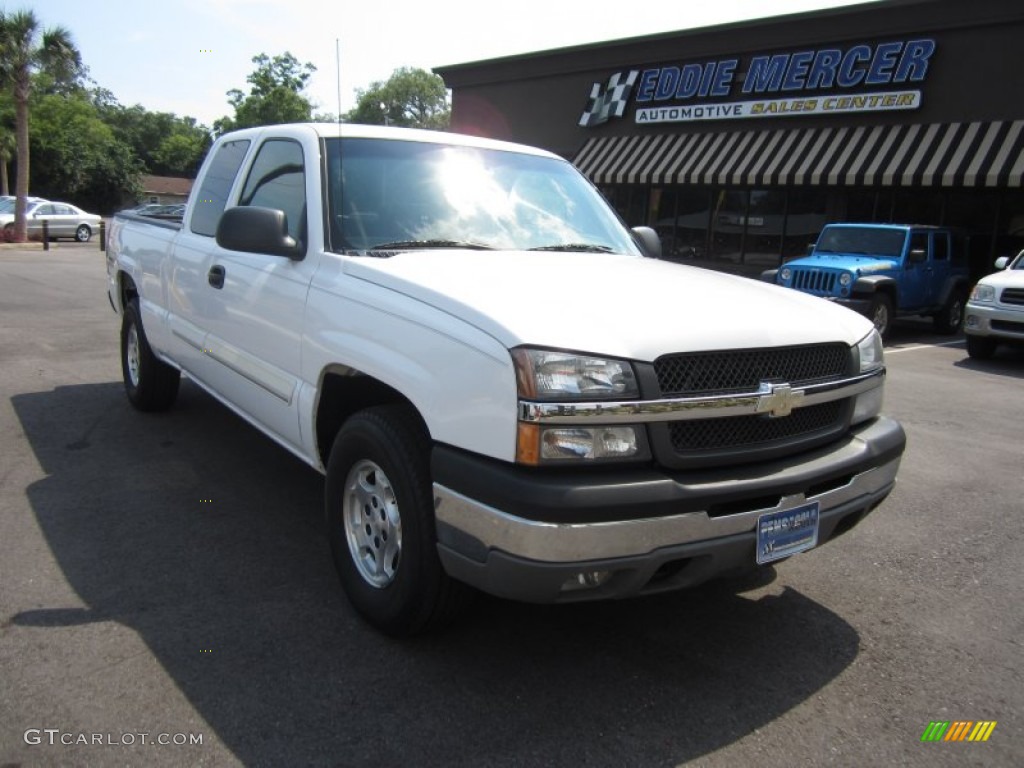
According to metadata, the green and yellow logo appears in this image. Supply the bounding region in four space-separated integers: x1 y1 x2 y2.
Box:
921 721 997 742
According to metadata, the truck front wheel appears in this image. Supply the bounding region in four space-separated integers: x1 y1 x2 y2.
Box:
121 299 180 411
325 405 471 636
870 294 893 340
966 335 998 360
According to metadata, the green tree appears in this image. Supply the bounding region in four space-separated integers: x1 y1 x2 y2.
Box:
345 67 450 130
215 52 317 135
0 9 81 241
28 91 141 212
153 130 209 177
98 101 211 177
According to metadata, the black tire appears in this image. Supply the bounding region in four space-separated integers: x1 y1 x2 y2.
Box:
325 405 472 636
933 290 966 335
121 299 180 411
966 334 998 360
869 293 893 340
75 224 92 242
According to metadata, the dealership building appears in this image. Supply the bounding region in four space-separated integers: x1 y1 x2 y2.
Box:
435 0 1024 279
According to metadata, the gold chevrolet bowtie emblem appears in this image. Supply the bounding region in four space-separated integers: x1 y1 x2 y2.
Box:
756 382 805 418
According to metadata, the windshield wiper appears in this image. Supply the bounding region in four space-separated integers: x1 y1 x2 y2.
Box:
528 243 615 253
368 239 494 251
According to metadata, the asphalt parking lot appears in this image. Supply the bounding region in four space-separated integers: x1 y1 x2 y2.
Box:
1 243 1022 767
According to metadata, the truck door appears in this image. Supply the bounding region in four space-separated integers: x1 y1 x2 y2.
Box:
167 138 251 383
927 230 952 307
198 137 316 455
900 230 931 310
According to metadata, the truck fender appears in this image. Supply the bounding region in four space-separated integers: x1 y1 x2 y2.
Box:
934 276 970 307
761 268 779 284
853 274 898 300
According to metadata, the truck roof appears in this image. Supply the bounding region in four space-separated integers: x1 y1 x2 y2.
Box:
216 122 562 160
823 223 955 232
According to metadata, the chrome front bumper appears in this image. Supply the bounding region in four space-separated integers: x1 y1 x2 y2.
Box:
965 301 1024 340
431 416 905 603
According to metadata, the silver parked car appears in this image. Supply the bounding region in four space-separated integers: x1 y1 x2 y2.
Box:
0 196 49 213
0 200 103 242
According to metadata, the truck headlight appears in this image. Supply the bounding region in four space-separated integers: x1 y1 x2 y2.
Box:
512 348 645 465
517 423 644 465
857 329 884 372
511 348 639 400
970 284 995 303
852 329 884 424
541 426 639 460
839 272 852 287
780 267 792 282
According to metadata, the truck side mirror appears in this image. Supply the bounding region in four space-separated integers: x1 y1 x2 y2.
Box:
995 256 1009 270
216 206 303 260
631 226 662 259
908 248 927 264
806 242 816 255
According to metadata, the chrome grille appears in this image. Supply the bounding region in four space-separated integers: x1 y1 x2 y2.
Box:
791 269 838 293
1001 288 1024 306
654 344 851 396
669 400 846 453
652 344 854 468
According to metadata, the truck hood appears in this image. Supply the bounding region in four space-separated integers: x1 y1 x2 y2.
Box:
342 250 873 360
976 268 1024 291
785 254 898 273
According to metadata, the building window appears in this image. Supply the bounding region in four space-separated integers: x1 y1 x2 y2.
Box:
746 190 786 268
650 188 711 260
601 185 648 228
994 190 1024 270
709 189 748 264
892 190 944 225
845 190 876 222
783 189 828 259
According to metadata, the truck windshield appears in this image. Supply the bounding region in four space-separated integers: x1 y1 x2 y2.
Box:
815 227 907 258
324 137 640 256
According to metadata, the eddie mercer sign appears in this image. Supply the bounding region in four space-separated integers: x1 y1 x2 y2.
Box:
579 39 935 127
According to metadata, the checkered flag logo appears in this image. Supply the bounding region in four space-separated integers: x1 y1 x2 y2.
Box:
579 70 640 127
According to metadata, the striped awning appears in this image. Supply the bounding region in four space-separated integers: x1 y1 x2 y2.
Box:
573 121 1024 189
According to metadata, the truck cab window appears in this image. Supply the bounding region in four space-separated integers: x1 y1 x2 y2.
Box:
190 139 250 237
239 139 306 247
910 232 929 259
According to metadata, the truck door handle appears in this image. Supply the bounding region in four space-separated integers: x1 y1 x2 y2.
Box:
208 265 225 289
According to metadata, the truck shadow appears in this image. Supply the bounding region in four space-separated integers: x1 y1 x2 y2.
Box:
953 348 1024 379
11 381 860 767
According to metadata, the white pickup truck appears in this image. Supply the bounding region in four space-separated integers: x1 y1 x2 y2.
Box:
107 123 905 635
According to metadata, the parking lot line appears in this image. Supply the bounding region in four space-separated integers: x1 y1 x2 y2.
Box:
886 340 966 354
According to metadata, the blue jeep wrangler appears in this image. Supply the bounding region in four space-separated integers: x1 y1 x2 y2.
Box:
763 224 971 339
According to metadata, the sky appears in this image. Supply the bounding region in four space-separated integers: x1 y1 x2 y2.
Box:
28 0 878 127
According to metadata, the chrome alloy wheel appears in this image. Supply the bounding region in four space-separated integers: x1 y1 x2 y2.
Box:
343 460 402 588
872 302 889 334
126 324 141 388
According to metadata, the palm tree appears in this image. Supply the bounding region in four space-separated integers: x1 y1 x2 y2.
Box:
0 10 80 241
0 132 14 196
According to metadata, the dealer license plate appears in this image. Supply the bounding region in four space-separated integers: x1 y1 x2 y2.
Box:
756 502 820 565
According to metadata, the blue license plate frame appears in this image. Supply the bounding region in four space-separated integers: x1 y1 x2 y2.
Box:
756 502 820 565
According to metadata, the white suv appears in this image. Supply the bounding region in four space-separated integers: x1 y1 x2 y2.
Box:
965 251 1024 358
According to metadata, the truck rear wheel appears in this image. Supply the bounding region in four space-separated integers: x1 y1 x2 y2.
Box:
121 299 180 411
870 294 893 340
325 405 471 636
933 290 966 334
